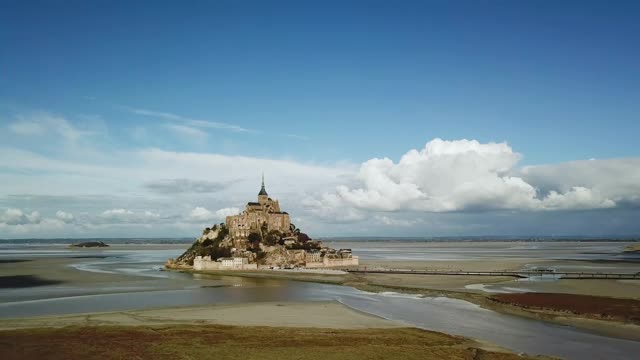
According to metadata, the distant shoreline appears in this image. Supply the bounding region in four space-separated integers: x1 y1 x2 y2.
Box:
2 237 639 244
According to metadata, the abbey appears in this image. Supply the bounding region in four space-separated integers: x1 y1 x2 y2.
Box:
225 176 291 239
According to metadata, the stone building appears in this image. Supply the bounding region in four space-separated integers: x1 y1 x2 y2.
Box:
193 256 257 270
226 176 291 239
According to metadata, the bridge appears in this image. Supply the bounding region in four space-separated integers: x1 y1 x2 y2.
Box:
345 268 640 280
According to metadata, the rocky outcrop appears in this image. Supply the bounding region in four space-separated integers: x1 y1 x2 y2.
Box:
262 247 307 267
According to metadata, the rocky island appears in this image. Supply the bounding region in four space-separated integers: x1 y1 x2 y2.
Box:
166 176 358 271
69 241 109 248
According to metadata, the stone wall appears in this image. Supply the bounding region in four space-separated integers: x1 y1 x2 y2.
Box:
323 256 359 267
193 256 258 271
193 256 221 270
305 255 359 268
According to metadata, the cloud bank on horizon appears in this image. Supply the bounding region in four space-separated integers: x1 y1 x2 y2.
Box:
1 112 639 239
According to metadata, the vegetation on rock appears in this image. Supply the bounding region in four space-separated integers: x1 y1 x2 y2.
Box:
172 218 321 267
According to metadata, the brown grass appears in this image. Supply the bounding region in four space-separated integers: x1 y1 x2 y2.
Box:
491 293 640 323
0 325 544 360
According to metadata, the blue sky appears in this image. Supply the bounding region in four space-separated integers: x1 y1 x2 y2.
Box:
1 1 639 238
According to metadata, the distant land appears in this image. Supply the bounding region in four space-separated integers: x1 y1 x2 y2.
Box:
1 236 639 244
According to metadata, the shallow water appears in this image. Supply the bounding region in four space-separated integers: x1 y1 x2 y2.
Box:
1 243 639 359
326 240 640 264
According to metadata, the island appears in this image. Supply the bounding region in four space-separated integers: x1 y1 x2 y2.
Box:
69 241 109 248
167 176 358 271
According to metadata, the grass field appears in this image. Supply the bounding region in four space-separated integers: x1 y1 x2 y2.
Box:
0 325 546 360
490 292 640 323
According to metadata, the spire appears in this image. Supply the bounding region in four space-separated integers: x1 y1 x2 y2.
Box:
258 172 268 196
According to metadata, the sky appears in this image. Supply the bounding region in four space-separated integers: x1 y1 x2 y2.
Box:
1 1 639 238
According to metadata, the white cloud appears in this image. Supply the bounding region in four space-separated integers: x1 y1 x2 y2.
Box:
7 113 91 141
143 210 160 218
55 210 75 223
164 124 208 140
189 207 240 223
519 158 640 208
0 208 66 236
9 121 45 136
0 208 42 225
101 208 134 217
2 131 639 237
132 108 250 133
189 207 214 222
375 215 421 227
98 209 162 224
215 207 240 218
302 193 366 223
308 139 639 217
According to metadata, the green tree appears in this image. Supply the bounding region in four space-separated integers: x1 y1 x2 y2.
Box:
248 232 261 245
298 233 311 243
265 230 281 246
201 239 213 247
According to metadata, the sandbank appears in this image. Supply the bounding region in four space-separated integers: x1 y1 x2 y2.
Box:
0 301 402 330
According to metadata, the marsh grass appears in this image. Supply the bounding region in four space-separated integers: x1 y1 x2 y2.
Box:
0 325 542 360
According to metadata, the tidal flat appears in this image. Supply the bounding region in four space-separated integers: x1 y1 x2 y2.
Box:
1 241 640 359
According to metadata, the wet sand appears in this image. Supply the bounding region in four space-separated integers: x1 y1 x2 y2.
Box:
0 301 403 330
0 256 136 285
359 258 640 299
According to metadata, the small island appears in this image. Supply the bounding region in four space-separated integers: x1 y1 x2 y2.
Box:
69 241 109 248
167 176 358 271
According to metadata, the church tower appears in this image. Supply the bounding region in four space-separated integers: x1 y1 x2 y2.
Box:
258 173 268 205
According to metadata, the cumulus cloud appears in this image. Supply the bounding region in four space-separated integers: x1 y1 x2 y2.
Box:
101 208 134 217
55 210 75 223
519 158 640 208
189 207 214 222
2 130 639 237
188 207 240 222
302 193 366 223
0 208 67 236
215 207 240 218
0 208 42 225
99 209 160 224
144 179 230 194
308 139 639 217
375 215 421 227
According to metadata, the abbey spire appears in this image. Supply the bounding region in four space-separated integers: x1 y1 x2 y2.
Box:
258 172 268 196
